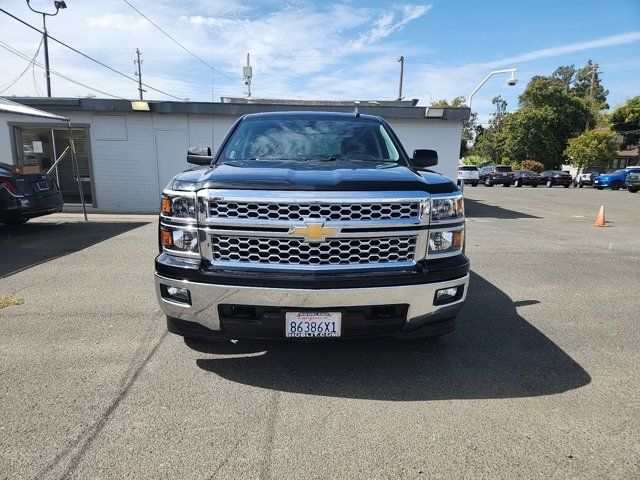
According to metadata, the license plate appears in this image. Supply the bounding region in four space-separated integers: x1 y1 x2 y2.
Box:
285 312 341 338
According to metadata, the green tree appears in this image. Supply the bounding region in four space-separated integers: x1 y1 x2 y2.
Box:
564 128 619 168
471 95 508 162
571 60 609 109
497 107 561 167
552 65 576 92
609 96 640 148
500 75 592 168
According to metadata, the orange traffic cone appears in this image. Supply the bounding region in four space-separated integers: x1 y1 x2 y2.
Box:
593 205 606 227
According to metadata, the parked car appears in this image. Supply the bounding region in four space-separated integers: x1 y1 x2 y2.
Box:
540 170 572 188
573 166 607 187
0 163 63 225
626 170 640 193
513 169 541 187
593 167 640 190
478 165 514 187
457 165 479 186
155 111 469 343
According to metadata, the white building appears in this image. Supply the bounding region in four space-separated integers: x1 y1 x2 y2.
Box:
0 97 469 213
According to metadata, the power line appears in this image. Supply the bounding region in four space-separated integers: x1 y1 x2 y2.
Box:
122 0 238 83
0 40 128 100
0 7 184 100
0 37 43 93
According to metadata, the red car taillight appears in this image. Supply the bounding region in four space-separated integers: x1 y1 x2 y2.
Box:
0 178 22 196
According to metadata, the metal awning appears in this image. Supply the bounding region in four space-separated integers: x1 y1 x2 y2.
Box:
0 97 69 122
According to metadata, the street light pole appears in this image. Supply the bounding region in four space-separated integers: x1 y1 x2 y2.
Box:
26 1 67 97
468 68 518 108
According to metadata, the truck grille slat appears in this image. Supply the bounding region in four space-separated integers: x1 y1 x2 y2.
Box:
209 201 420 222
212 235 416 266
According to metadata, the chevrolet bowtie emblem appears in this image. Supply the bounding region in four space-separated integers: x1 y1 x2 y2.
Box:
290 222 339 242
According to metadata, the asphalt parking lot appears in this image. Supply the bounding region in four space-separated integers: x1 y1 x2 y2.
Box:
1 187 639 479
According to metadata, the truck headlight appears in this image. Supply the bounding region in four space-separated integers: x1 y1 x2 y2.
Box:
161 225 199 254
161 193 196 219
431 195 463 222
428 228 464 256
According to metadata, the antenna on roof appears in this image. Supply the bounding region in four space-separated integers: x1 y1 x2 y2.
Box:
354 100 360 118
243 53 253 99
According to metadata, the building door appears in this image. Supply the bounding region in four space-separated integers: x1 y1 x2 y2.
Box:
155 130 188 191
13 125 94 205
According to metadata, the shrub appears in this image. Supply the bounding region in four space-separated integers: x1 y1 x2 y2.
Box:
462 155 491 167
520 160 545 172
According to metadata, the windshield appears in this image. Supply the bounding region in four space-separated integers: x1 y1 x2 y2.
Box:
459 166 478 171
220 117 401 163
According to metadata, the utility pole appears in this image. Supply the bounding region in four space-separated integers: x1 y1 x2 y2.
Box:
397 56 404 100
586 61 597 130
243 53 253 99
26 1 67 97
134 48 145 100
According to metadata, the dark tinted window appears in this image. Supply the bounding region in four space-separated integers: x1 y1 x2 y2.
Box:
459 166 478 171
496 166 512 172
221 117 401 163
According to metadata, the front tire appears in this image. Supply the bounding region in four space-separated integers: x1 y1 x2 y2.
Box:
547 180 553 188
628 186 639 193
485 178 493 187
515 179 522 187
578 182 584 188
610 181 623 191
2 217 29 226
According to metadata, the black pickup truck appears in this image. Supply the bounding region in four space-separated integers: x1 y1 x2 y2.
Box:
155 112 469 342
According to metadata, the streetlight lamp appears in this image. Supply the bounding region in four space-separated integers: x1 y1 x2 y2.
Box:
468 68 518 108
26 0 67 97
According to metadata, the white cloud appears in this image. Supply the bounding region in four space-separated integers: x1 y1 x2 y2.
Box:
483 31 640 68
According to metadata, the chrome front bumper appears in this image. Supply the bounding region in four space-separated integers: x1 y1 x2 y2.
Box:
154 273 469 332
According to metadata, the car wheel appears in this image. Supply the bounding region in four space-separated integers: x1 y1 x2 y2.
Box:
485 178 493 187
610 181 623 191
515 179 522 187
578 182 584 188
546 180 553 188
2 217 29 226
628 187 639 193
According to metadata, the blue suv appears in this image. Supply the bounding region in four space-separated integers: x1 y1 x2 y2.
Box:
593 167 640 190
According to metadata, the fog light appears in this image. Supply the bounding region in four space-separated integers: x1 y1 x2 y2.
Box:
162 284 191 304
434 286 463 306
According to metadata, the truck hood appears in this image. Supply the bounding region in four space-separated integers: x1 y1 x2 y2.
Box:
170 159 457 194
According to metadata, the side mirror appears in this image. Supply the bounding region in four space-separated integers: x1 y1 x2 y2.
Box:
411 149 438 168
187 146 213 165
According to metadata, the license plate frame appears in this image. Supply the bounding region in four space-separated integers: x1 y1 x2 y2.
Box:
285 311 342 338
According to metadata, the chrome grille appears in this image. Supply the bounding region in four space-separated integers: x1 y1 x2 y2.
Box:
209 201 420 222
212 235 417 266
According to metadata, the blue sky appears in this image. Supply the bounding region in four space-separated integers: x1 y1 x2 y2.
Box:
1 0 638 123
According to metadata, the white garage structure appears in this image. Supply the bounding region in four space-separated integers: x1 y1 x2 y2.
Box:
0 97 469 213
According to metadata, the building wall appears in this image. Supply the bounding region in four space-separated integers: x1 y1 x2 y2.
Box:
0 110 462 213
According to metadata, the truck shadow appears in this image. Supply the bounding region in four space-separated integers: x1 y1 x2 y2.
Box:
190 271 590 400
465 198 540 219
0 220 150 278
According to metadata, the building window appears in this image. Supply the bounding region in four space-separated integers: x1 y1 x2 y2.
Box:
11 125 94 205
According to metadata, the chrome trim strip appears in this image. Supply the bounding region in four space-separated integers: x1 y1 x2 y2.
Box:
205 260 417 272
155 273 470 331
